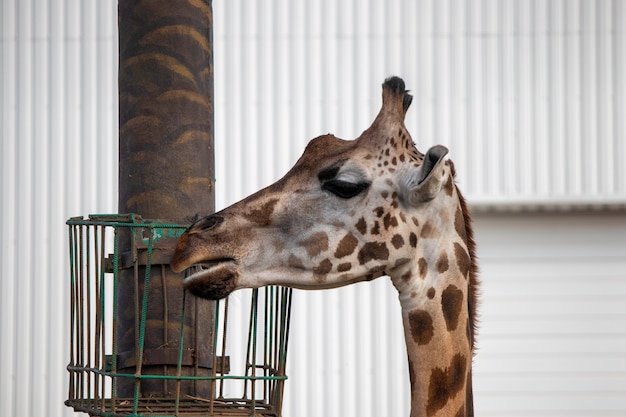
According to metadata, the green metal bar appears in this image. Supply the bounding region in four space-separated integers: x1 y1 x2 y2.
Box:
97 225 107 413
263 288 268 400
266 287 275 399
86 225 93 400
175 289 187 414
132 224 156 415
67 224 77 401
212 297 221 415
243 293 253 399
93 225 102 410
132 224 141 401
66 214 189 230
243 289 259 404
78 225 86 400
160 263 168 395
111 225 120 411
65 366 287 381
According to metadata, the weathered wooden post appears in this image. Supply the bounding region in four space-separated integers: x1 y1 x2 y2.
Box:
116 0 214 398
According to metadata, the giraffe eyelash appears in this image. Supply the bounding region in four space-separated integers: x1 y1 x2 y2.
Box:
322 179 370 199
318 164 371 199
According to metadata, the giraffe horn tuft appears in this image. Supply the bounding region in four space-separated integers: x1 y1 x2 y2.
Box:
381 76 412 117
383 76 406 93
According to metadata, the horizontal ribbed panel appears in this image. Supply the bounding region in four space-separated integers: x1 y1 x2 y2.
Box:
1 2 625 417
213 0 626 210
1 1 117 416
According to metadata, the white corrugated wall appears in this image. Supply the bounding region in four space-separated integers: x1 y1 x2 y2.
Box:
475 212 626 416
1 1 117 417
1 1 625 416
213 0 626 210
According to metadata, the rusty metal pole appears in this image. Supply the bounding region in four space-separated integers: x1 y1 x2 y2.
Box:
117 0 214 398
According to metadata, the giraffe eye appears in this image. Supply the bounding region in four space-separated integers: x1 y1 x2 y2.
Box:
322 179 370 199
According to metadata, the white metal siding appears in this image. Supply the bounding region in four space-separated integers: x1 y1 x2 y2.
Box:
1 1 625 417
1 1 118 416
474 212 626 416
213 0 626 210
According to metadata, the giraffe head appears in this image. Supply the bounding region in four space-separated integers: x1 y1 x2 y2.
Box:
172 76 478 416
171 76 468 303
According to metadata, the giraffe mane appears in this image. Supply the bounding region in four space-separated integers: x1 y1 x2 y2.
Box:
448 159 480 353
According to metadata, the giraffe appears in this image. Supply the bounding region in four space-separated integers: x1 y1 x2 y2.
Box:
171 76 479 417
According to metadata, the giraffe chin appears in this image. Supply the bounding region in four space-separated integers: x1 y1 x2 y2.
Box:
183 262 238 300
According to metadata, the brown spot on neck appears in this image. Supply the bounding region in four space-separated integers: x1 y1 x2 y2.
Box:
454 242 471 278
245 198 279 225
288 254 304 270
355 217 367 235
436 252 449 273
454 206 468 244
408 309 434 345
358 242 389 264
334 232 358 258
420 221 439 239
427 353 468 416
418 258 428 279
383 213 399 230
313 258 333 276
391 234 405 249
301 232 329 257
441 285 464 331
401 270 412 281
337 262 352 272
394 257 411 268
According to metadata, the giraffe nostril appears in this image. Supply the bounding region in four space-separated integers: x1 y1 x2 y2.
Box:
191 215 224 232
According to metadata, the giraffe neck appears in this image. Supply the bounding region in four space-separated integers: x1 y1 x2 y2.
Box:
391 237 473 417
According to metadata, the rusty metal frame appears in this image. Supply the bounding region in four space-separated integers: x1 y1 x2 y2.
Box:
65 214 292 417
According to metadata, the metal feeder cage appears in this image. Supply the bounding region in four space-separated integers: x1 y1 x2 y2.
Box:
65 214 293 416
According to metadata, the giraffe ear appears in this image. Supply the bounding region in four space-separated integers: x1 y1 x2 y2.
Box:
402 145 449 205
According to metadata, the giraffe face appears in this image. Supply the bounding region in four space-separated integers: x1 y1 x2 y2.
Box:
171 77 451 300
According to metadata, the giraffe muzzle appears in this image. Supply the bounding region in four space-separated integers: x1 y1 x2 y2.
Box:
183 259 238 300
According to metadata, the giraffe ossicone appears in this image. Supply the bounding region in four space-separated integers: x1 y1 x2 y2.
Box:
171 76 479 417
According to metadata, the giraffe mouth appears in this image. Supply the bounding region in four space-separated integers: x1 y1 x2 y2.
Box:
182 259 238 300
184 259 236 280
